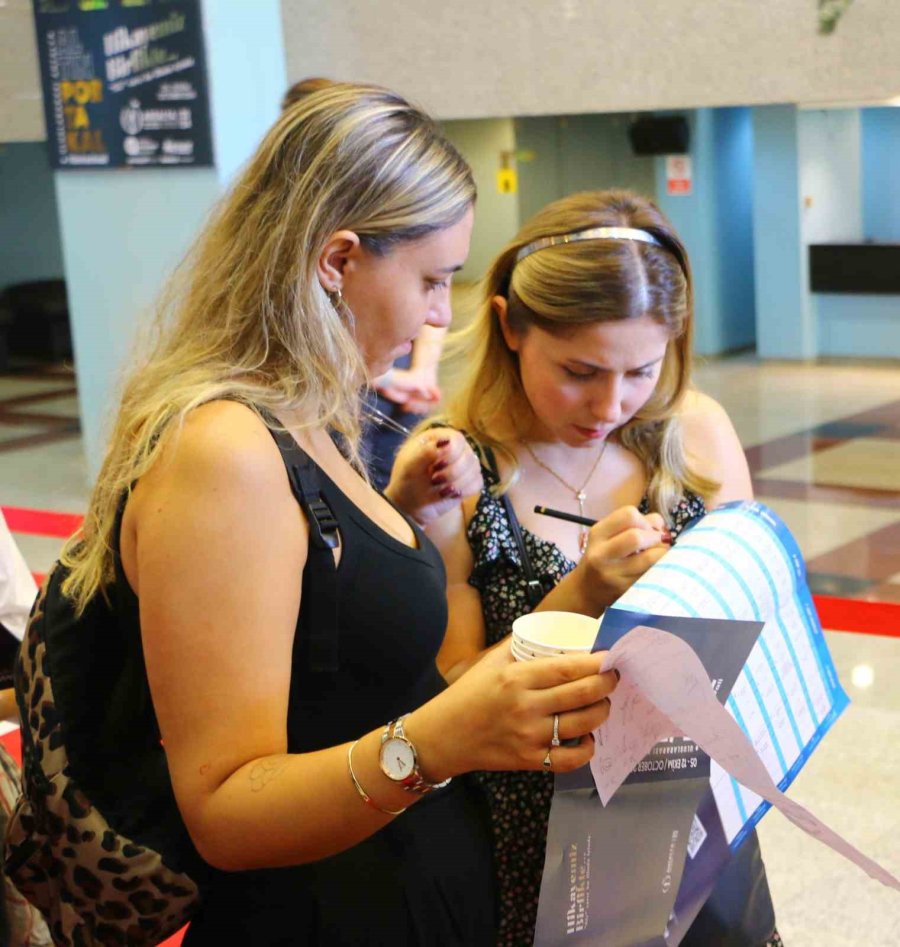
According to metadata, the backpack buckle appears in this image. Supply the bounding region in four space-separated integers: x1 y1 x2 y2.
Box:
306 496 340 549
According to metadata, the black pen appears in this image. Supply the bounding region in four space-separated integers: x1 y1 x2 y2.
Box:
535 504 673 544
534 505 595 527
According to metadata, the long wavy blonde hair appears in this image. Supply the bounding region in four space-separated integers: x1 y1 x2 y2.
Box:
62 82 475 613
445 189 716 521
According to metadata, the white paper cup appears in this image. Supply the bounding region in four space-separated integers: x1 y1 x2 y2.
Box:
512 640 564 660
511 611 599 661
510 641 535 662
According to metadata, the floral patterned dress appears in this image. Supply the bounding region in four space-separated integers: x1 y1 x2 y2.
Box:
467 479 705 947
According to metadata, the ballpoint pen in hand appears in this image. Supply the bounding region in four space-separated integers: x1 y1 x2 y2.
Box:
534 505 673 544
533 505 595 527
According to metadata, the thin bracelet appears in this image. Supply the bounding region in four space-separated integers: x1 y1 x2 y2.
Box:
347 740 407 816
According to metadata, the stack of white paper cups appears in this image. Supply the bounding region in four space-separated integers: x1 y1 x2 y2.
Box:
511 611 600 661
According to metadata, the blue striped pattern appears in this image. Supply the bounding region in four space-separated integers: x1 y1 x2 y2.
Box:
687 525 822 730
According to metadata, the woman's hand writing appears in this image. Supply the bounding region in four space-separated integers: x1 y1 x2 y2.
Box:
572 505 671 613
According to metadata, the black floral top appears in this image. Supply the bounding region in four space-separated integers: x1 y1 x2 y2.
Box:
467 483 705 947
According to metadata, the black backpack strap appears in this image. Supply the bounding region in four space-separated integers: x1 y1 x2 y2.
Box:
424 423 545 608
266 425 341 674
478 445 544 610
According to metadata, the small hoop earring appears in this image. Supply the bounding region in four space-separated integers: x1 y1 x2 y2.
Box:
328 287 343 309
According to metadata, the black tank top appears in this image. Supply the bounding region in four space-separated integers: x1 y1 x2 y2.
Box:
183 430 497 946
287 457 449 753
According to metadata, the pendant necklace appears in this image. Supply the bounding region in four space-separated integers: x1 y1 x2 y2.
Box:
522 439 609 554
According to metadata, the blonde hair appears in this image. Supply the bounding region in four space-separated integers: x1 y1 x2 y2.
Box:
62 82 475 613
445 189 717 521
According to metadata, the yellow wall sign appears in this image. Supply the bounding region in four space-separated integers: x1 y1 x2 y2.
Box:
497 168 518 194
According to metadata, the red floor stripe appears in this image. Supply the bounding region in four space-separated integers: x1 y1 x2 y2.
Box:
813 594 900 638
2 505 83 539
5 502 896 641
0 728 21 765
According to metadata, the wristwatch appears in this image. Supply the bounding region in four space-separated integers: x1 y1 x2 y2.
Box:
379 715 452 794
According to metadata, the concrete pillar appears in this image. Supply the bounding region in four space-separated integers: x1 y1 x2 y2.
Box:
54 1 286 476
751 106 815 360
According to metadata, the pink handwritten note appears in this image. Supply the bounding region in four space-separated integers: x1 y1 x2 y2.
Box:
595 625 900 893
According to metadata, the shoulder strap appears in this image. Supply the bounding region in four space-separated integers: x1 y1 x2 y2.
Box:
265 425 341 674
479 445 544 609
425 424 545 608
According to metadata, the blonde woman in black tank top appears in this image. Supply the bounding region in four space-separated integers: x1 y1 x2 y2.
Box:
47 84 619 945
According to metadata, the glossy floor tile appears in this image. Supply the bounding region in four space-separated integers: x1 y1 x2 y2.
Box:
693 359 900 448
742 495 900 562
758 438 900 493
0 437 90 511
12 393 79 418
756 630 900 947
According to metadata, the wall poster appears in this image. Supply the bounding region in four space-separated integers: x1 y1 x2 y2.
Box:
33 0 214 169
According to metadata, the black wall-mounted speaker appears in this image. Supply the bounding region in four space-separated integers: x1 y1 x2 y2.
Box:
628 116 690 156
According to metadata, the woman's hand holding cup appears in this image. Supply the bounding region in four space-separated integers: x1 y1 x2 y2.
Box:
408 637 618 780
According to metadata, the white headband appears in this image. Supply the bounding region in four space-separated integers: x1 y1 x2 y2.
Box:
515 226 664 263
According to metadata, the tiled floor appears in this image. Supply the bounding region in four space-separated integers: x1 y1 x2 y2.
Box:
694 357 900 946
1 356 899 944
697 358 900 607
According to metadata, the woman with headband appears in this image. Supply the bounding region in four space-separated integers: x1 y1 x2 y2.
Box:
389 189 781 946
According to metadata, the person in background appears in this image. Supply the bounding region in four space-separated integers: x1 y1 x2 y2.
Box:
0 509 36 718
47 84 618 944
390 189 782 947
0 511 51 946
0 509 36 697
284 76 450 489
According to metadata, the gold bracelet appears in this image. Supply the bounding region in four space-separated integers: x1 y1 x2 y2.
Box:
347 740 407 816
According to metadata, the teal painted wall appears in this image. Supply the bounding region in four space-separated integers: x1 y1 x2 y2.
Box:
712 108 756 353
655 108 757 357
817 295 900 358
751 106 814 359
0 143 64 290
861 108 900 242
202 1 287 186
513 117 562 224
440 118 520 282
797 109 869 359
654 111 720 356
798 109 861 245
57 169 221 470
515 114 657 223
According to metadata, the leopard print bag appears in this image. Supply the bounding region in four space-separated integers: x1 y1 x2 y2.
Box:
4 567 202 946
4 434 341 945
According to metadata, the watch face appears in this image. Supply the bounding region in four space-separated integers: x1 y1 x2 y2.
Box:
381 737 416 780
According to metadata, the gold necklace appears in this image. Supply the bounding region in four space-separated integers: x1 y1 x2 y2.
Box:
522 439 609 554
